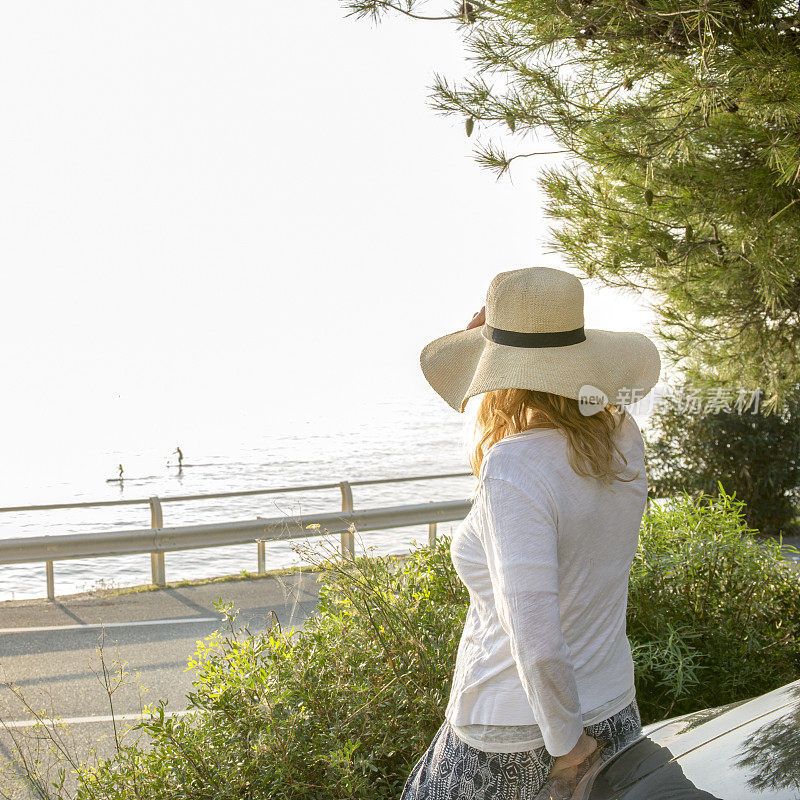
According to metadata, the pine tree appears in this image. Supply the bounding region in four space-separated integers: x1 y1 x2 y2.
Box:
343 0 800 410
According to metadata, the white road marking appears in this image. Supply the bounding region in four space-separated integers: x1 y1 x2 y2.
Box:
0 617 219 635
2 710 188 729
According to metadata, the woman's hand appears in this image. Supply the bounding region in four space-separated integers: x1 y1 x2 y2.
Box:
466 306 486 330
549 733 599 782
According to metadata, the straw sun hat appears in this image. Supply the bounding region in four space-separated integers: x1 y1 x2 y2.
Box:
419 267 661 416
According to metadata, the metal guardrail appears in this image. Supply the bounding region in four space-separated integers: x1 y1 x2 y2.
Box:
0 472 474 600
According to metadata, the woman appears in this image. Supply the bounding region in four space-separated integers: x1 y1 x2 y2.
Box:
401 267 661 800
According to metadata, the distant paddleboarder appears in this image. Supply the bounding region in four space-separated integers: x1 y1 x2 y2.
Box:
105 464 125 484
174 446 183 468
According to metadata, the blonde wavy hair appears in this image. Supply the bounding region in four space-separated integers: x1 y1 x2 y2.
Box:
469 388 639 487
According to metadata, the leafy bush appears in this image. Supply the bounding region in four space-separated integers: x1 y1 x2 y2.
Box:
629 488 800 724
644 382 800 536
62 536 469 800
6 489 800 799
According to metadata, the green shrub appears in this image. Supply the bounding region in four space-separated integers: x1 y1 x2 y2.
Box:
629 487 800 723
66 537 469 800
6 488 800 799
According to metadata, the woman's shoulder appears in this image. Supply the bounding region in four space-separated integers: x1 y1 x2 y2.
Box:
479 411 641 484
479 429 562 484
619 410 646 451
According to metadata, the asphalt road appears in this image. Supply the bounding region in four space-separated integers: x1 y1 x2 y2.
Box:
0 569 323 799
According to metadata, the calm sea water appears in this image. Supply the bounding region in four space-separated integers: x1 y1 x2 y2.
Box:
0 394 653 602
0 395 472 601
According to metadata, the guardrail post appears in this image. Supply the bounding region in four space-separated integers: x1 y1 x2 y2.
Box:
46 561 55 601
149 497 166 587
339 481 355 559
257 540 266 575
428 522 437 548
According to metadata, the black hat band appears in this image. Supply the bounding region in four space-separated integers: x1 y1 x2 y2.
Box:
483 324 586 348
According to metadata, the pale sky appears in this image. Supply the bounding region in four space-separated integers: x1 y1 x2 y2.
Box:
0 1 663 458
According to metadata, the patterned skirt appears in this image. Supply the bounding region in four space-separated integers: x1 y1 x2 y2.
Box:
399 698 642 800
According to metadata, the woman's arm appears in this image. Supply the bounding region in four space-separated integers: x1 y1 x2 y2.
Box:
477 474 585 758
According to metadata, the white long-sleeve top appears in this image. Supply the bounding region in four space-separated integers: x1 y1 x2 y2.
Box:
444 411 648 757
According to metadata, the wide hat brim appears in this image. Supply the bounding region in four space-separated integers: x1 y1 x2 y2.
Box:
420 325 661 413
